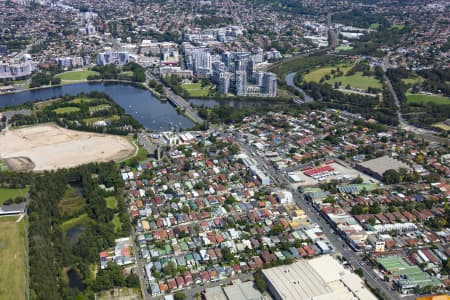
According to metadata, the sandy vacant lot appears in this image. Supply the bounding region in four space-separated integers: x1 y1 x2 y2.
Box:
0 124 135 171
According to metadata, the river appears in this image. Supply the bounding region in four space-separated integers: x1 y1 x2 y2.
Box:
285 72 314 103
187 98 281 108
0 82 194 131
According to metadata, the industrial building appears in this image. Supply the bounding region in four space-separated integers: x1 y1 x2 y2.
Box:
262 255 377 300
356 155 411 180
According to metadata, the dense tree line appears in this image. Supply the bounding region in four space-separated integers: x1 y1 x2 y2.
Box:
332 10 389 29
89 62 145 83
24 162 133 299
30 72 61 88
300 81 398 125
417 68 450 96
387 68 450 128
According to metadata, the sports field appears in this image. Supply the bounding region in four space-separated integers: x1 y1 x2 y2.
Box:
406 93 449 105
55 70 99 81
182 83 212 97
0 124 135 171
0 216 26 300
303 66 351 82
303 66 382 90
327 72 382 90
0 187 29 205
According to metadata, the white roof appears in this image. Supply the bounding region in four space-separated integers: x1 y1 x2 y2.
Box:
262 255 377 300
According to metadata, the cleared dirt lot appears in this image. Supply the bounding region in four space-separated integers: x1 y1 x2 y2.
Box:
0 124 135 171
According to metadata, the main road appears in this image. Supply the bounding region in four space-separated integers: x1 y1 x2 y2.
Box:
236 136 402 300
144 70 205 125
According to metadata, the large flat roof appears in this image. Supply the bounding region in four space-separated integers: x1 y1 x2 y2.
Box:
358 156 410 177
262 255 377 300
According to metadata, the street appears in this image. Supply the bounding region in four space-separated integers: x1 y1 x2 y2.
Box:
236 136 404 300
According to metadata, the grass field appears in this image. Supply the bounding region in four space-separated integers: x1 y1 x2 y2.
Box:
53 107 81 114
369 23 380 29
390 24 405 30
112 214 122 233
401 76 424 85
303 65 382 90
303 66 350 82
336 45 353 51
69 97 95 104
89 104 111 112
182 83 213 97
83 115 120 124
432 122 450 131
106 196 118 210
406 93 450 105
0 217 25 300
58 185 86 215
326 72 383 90
0 187 29 205
55 70 99 81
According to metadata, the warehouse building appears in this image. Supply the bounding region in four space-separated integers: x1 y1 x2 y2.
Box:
356 156 411 180
262 255 377 300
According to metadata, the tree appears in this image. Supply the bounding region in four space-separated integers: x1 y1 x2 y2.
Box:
125 273 140 288
355 268 364 277
254 271 267 292
174 292 186 300
382 169 401 184
163 261 177 277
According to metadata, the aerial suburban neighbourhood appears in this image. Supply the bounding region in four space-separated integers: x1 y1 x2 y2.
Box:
0 0 449 300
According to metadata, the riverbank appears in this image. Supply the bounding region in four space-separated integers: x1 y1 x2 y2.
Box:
0 82 195 131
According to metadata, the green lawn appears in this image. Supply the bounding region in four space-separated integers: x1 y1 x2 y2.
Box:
336 45 353 51
303 65 382 90
89 104 111 112
58 185 85 215
69 97 95 104
389 24 405 30
369 23 380 29
106 196 118 210
0 217 25 300
303 66 350 82
0 161 8 171
53 107 80 114
0 187 29 205
401 76 424 85
406 93 450 105
182 83 213 97
83 115 120 124
326 72 383 90
112 214 122 233
55 70 99 81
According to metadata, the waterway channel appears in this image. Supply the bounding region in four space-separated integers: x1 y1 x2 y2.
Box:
0 82 195 131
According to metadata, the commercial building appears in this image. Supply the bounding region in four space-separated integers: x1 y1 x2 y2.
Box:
222 279 263 300
356 155 411 180
262 255 377 300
